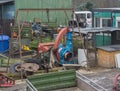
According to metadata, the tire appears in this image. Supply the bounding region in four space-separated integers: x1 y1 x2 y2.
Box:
9 62 20 73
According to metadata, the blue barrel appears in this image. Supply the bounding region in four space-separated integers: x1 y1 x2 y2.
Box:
0 35 9 52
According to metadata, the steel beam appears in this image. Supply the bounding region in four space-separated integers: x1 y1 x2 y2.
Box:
17 8 74 12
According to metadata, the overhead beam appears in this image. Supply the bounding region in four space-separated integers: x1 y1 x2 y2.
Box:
17 8 74 12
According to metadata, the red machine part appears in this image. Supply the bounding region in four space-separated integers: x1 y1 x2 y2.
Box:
0 73 15 87
38 42 54 53
37 27 69 61
113 73 120 91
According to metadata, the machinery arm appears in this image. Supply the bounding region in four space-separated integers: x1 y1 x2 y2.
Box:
53 27 69 50
38 27 69 53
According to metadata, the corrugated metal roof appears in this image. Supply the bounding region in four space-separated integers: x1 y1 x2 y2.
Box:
98 45 120 51
93 8 120 12
94 8 120 10
71 27 120 34
0 0 13 4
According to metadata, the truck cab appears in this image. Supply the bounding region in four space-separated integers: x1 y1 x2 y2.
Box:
74 11 92 28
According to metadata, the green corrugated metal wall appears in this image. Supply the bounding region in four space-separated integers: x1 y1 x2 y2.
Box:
15 0 72 26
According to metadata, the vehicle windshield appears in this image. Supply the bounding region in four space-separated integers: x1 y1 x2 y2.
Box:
78 14 86 18
76 14 86 22
87 13 91 18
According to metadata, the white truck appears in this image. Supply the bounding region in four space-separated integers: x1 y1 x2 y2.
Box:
69 11 92 28
74 11 92 28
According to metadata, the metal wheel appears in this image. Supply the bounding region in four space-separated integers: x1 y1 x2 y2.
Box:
113 73 120 91
9 62 20 73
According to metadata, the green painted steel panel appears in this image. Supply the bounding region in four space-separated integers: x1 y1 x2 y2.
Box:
94 12 111 18
14 0 72 26
113 13 120 16
27 69 76 91
31 75 75 86
37 81 76 91
28 69 75 80
94 34 111 47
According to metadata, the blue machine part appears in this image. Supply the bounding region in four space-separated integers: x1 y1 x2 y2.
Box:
58 31 73 64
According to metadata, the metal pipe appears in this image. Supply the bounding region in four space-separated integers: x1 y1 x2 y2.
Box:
26 79 38 91
54 27 69 50
17 11 23 80
93 32 97 64
17 8 73 12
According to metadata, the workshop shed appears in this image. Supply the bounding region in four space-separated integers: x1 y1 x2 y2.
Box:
72 27 120 67
92 8 120 28
14 0 73 26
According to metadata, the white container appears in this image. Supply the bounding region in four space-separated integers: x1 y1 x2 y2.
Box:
78 49 87 66
115 53 120 68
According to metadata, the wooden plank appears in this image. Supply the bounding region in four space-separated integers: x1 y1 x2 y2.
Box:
98 49 120 68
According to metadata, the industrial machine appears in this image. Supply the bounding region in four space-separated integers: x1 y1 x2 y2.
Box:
10 27 74 73
0 73 15 87
31 21 54 38
38 27 74 64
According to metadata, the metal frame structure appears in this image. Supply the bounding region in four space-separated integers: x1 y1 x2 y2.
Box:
8 8 74 79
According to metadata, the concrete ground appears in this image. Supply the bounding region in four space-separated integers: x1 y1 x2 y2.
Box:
1 66 119 91
0 82 82 91
78 67 120 91
53 87 82 91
